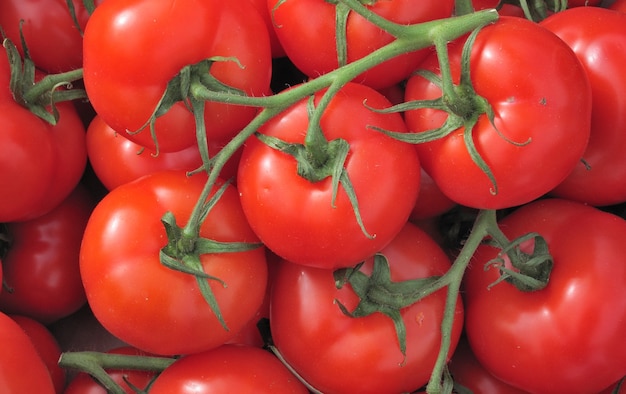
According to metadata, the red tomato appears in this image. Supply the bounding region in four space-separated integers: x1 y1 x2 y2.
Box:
268 0 455 89
83 0 272 153
0 0 102 73
149 344 309 393
404 16 591 209
0 185 94 324
0 55 87 223
246 0 285 58
270 222 464 394
410 168 457 221
86 115 203 190
542 7 626 206
448 338 529 394
463 199 626 393
610 0 626 12
238 82 420 269
0 311 55 393
63 346 160 394
79 170 268 355
11 315 65 393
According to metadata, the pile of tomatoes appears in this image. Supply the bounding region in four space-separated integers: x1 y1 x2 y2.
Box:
1 0 626 393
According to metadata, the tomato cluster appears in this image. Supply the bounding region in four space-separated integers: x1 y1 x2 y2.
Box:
0 0 625 393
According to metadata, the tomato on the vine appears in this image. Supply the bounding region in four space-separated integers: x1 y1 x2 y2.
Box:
270 221 464 394
237 82 420 269
404 16 591 209
82 0 272 153
149 345 308 393
0 184 94 324
80 170 268 356
0 52 87 223
463 198 626 393
541 7 626 206
268 0 455 89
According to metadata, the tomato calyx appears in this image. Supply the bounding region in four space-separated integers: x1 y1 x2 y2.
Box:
372 25 529 197
1 33 86 124
503 0 566 21
334 254 440 358
483 231 553 292
255 95 374 239
128 56 245 157
59 351 173 394
159 180 263 331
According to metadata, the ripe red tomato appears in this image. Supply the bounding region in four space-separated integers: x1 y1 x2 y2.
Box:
80 170 268 355
63 346 160 394
238 82 420 269
10 315 66 393
610 0 626 12
0 55 87 223
0 311 56 393
448 338 528 394
0 185 94 324
86 115 203 190
542 7 626 206
463 199 626 393
410 168 457 221
268 0 455 89
83 0 272 153
0 0 101 73
149 345 308 393
404 16 591 209
270 221 464 394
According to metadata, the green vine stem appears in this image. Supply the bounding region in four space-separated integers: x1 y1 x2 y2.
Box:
58 352 175 394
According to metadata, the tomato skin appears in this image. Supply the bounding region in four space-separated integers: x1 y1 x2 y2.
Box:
0 185 94 324
10 315 66 394
270 222 464 394
541 7 626 206
268 0 454 89
83 0 272 152
0 59 87 222
410 168 457 221
0 312 56 393
79 170 268 356
404 16 591 210
448 338 529 394
463 199 626 393
0 0 101 73
238 82 420 269
63 346 159 394
149 344 308 394
610 0 626 12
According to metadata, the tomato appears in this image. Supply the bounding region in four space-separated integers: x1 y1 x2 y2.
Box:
268 0 454 89
0 185 94 324
246 0 285 58
0 0 102 73
270 221 464 394
0 54 87 223
238 82 420 269
610 0 626 12
83 0 272 153
10 315 65 393
86 115 203 190
79 170 268 355
541 7 626 206
149 344 308 393
410 168 457 221
404 16 591 209
448 338 528 394
63 346 159 394
463 199 626 393
0 311 55 393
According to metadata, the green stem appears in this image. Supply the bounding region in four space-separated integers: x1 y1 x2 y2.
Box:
59 352 175 394
454 0 477 15
425 209 497 394
22 68 86 103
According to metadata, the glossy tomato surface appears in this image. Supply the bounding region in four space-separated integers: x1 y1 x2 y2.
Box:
270 222 464 394
463 199 626 393
404 16 591 209
80 171 268 355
